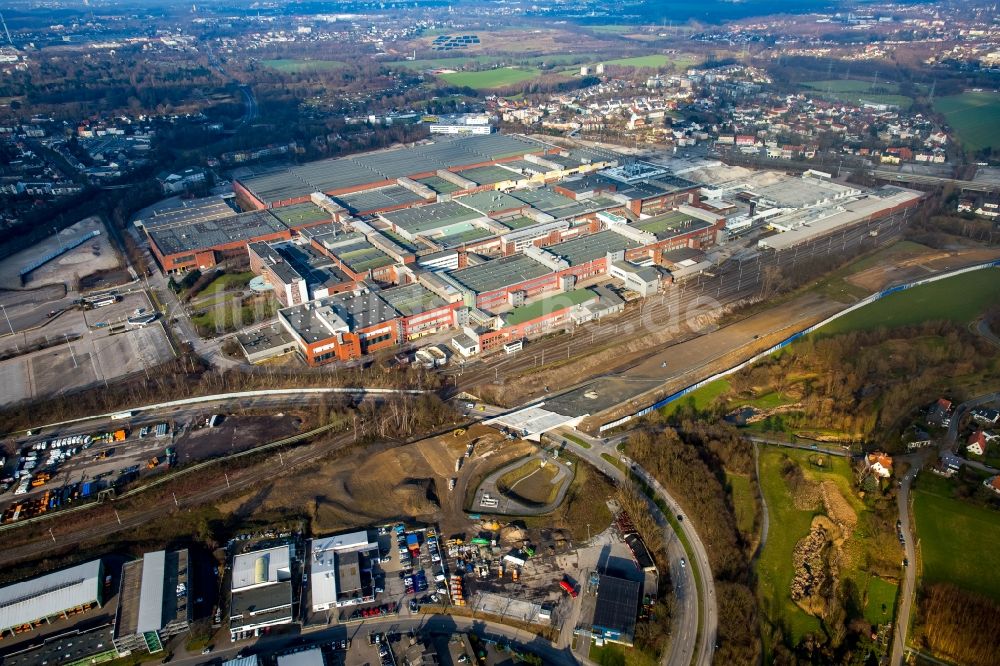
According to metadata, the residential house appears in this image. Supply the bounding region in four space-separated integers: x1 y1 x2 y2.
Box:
866 452 893 478
984 475 1000 495
972 408 1000 426
967 430 989 456
926 398 953 427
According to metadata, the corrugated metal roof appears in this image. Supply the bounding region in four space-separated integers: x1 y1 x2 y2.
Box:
0 559 102 632
136 551 165 634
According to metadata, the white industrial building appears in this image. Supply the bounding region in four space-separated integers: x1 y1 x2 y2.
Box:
229 545 295 641
310 530 380 612
0 559 104 638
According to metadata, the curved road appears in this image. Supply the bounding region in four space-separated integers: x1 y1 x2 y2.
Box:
559 431 716 666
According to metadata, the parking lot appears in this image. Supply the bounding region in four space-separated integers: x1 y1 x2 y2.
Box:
0 413 302 525
328 524 450 624
0 316 174 407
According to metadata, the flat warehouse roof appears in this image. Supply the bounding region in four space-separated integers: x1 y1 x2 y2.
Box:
149 210 288 256
454 164 520 185
447 253 551 294
381 283 447 317
546 230 640 266
269 202 332 228
335 184 426 214
331 238 394 273
139 195 236 230
0 559 102 633
592 574 640 637
238 134 549 205
382 200 482 235
230 583 292 627
506 288 596 325
510 187 579 215
635 211 712 240
414 175 461 194
281 290 400 343
760 186 921 251
455 191 526 216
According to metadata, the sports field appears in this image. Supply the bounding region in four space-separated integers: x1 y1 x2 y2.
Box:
439 67 542 89
934 91 1000 152
261 59 347 73
912 473 1000 602
802 79 912 110
819 267 1000 335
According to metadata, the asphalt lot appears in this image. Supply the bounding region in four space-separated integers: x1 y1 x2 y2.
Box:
0 321 174 406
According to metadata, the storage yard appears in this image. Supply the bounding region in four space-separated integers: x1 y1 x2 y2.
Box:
0 413 303 525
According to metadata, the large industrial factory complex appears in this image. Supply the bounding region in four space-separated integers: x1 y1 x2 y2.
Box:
133 133 922 366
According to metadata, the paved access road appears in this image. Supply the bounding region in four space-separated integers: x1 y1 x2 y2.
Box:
556 430 716 666
171 613 582 666
890 459 921 666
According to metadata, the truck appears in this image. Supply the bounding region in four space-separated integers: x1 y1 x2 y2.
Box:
111 411 134 421
113 429 127 442
559 580 578 598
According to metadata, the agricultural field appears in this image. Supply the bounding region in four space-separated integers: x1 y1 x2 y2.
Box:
934 91 1000 152
801 79 912 110
819 267 1000 335
390 55 502 71
756 447 899 643
912 472 1000 603
438 67 544 89
261 59 348 73
605 54 672 68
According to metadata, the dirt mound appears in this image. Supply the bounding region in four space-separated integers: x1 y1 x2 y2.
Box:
500 526 528 544
391 478 440 515
821 480 857 539
791 516 841 618
791 478 823 511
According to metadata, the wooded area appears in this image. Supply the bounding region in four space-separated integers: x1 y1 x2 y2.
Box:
915 584 1000 666
627 424 761 664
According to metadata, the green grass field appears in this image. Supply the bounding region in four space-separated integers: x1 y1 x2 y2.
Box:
605 54 671 68
390 55 502 71
590 641 658 666
819 267 1000 335
934 91 1000 152
913 472 1000 603
756 447 875 642
660 379 731 418
438 67 542 89
801 79 911 110
863 575 898 626
261 59 348 73
810 240 935 303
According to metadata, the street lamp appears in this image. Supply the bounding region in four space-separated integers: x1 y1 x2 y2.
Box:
0 304 17 352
